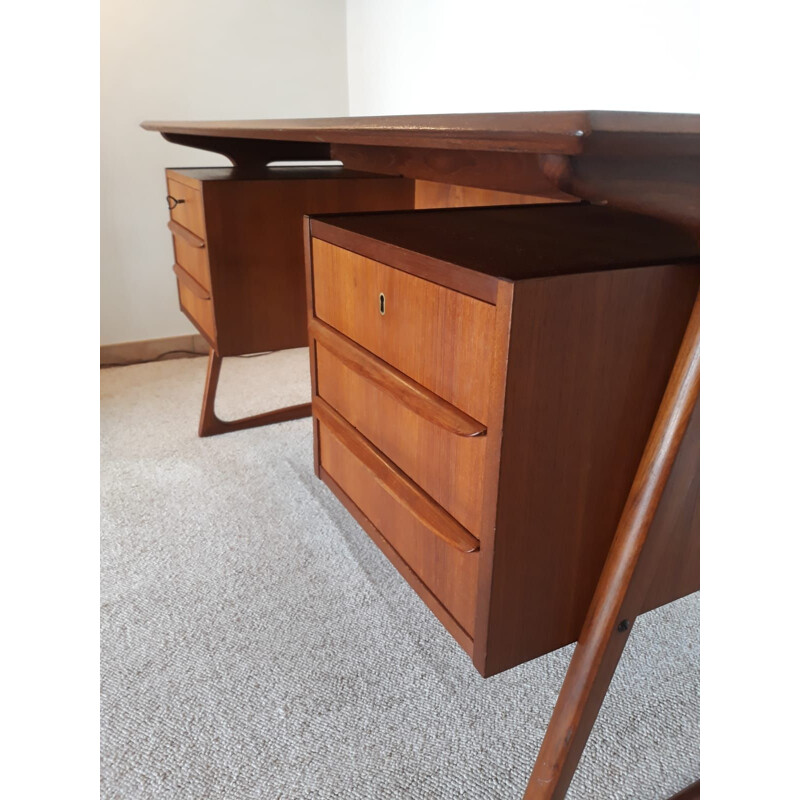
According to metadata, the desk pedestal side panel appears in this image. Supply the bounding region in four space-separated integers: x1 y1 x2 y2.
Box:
639 401 700 614
475 265 699 677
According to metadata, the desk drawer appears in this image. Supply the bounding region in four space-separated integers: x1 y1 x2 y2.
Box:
166 177 206 239
171 221 211 291
316 399 479 636
312 320 487 534
311 239 497 423
175 266 216 345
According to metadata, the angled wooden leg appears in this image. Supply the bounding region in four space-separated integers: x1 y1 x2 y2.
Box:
671 780 700 799
198 349 223 437
524 295 700 800
198 349 312 437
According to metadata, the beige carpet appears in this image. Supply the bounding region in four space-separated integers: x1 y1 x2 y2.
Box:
100 349 699 800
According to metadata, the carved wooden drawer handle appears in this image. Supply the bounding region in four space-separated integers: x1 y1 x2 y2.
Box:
168 219 205 248
173 263 210 300
309 318 486 438
314 397 480 554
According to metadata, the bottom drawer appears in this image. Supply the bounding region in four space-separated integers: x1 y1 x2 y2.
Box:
317 405 479 638
176 269 216 345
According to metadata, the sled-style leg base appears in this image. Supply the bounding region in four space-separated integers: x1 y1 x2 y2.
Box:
198 350 311 438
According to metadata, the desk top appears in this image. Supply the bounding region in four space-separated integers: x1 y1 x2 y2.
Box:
142 110 698 157
144 111 699 227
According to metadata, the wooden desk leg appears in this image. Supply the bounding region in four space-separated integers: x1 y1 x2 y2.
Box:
671 780 700 799
198 350 312 438
523 296 700 800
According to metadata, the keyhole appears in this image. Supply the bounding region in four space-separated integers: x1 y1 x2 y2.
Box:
379 293 386 315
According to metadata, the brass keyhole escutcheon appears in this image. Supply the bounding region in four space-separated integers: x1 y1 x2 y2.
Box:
379 292 386 315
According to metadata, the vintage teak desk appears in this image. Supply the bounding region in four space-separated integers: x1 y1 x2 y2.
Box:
143 112 700 800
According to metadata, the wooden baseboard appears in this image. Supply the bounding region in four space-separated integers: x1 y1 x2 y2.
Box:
100 333 210 366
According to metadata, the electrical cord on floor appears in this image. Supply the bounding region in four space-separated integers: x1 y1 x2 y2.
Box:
101 350 275 369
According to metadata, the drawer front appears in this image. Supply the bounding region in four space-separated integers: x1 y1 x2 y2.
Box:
311 239 497 424
176 272 216 345
317 409 479 636
172 229 211 291
166 177 206 238
314 328 487 535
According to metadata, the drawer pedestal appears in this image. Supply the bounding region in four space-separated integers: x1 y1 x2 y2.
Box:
305 203 700 677
164 166 415 436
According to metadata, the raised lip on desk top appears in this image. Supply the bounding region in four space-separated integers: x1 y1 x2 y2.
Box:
143 111 699 156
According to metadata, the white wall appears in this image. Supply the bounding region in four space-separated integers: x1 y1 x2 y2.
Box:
101 0 349 345
346 0 699 115
102 0 698 346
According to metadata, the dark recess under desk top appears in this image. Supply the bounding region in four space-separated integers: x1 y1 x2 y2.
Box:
310 203 699 282
168 166 402 182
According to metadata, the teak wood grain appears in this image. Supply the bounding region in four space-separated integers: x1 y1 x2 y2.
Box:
310 318 485 438
316 459 476 655
311 238 498 424
165 166 416 436
476 263 699 676
306 204 699 678
143 111 698 156
314 397 480 554
143 112 699 227
413 178 562 209
166 165 565 439
524 296 700 800
316 401 480 636
198 173 416 357
171 227 211 291
333 144 580 201
168 219 205 249
310 217 501 304
312 320 488 534
149 111 700 800
641 401 700 612
175 270 216 347
172 263 210 300
166 176 206 238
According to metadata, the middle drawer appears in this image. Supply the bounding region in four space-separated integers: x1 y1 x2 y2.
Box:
171 222 211 291
312 319 488 535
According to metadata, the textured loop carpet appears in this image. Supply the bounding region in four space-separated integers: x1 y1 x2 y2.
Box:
100 349 699 800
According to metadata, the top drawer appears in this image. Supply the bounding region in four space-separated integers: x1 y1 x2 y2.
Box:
311 239 497 424
166 176 206 239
